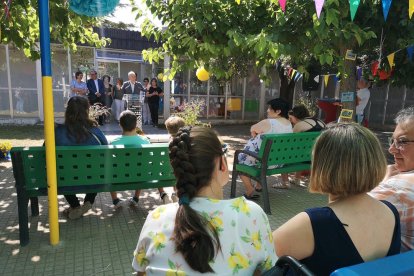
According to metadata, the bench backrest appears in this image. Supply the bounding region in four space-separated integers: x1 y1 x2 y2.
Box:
11 144 175 191
258 132 321 167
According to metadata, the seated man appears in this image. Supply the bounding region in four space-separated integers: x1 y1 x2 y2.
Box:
110 110 172 208
369 106 414 252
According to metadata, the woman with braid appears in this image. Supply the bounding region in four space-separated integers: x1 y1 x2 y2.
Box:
132 127 277 275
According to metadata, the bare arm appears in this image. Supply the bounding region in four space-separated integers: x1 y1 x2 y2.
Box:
273 212 314 260
250 119 270 138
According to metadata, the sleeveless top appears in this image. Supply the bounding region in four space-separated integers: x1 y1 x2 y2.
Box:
303 118 326 132
301 200 401 276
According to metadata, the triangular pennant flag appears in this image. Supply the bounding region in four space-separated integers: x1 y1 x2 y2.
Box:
407 46 414 61
324 75 329 87
315 0 325 19
279 0 287 12
333 75 338 85
350 0 360 21
382 0 392 21
291 69 297 78
410 0 414 19
387 53 395 67
294 72 302 82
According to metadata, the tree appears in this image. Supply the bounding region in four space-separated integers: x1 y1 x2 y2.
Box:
137 0 414 89
0 0 109 60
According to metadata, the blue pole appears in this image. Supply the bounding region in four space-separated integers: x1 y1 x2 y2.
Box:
39 0 59 245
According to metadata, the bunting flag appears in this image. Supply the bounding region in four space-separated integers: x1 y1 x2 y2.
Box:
291 69 297 78
410 0 414 19
350 0 360 21
315 0 325 19
235 0 241 5
279 0 286 12
387 52 395 67
294 72 302 82
382 0 392 21
407 46 414 61
324 75 329 87
4 0 12 19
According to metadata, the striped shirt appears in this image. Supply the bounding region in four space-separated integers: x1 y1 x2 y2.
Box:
369 177 414 252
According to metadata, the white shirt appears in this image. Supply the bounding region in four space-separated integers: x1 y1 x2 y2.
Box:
132 197 277 275
94 79 99 94
356 88 370 115
131 82 135 93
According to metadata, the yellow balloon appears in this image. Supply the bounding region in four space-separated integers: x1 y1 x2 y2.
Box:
196 67 210 81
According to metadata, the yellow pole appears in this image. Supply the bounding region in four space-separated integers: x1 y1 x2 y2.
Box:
43 77 59 245
39 0 59 245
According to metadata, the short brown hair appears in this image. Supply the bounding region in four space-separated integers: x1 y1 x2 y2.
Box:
119 110 137 132
165 116 185 137
309 123 386 197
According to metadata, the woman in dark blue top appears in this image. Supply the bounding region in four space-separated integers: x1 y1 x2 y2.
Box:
273 123 401 275
56 96 108 219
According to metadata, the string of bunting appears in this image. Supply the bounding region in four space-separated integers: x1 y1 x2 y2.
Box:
276 0 414 22
3 0 12 20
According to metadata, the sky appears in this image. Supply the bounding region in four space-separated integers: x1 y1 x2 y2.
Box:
106 0 162 30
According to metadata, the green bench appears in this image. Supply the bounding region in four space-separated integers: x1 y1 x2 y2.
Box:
230 132 321 214
11 144 175 246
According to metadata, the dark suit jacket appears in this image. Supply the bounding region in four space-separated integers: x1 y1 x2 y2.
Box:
121 81 145 95
87 79 105 103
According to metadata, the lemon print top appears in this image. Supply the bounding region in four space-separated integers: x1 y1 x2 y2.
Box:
132 197 277 275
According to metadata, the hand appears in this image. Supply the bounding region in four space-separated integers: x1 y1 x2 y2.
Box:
96 92 101 97
154 92 158 96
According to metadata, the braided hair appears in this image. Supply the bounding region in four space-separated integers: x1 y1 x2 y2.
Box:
169 126 223 273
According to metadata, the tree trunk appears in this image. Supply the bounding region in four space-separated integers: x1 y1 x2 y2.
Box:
339 46 357 122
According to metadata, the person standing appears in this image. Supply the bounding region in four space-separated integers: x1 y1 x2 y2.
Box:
121 71 145 95
113 77 124 122
146 78 163 127
70 71 88 98
356 77 371 124
142 77 152 125
86 70 105 125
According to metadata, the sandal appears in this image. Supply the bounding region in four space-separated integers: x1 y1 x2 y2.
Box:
255 187 263 192
272 181 290 189
243 193 260 200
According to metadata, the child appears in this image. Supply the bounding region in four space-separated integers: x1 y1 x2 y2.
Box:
110 110 172 208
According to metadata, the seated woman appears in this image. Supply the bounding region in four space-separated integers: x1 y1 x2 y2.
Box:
288 105 326 185
370 106 414 251
132 127 277 275
238 98 292 198
273 123 401 275
55 96 108 219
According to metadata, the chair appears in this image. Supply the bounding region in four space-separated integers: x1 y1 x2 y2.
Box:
262 256 314 276
331 250 414 275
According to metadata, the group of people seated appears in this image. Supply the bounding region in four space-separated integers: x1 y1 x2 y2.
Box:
56 96 414 275
55 96 184 219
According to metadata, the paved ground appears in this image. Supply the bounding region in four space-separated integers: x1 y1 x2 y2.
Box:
0 123 393 275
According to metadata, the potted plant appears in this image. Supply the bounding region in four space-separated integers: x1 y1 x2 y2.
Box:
0 141 12 160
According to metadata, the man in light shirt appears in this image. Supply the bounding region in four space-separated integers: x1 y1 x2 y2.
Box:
356 77 371 124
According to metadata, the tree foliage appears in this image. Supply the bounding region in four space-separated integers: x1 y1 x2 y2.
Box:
137 0 414 87
0 0 109 60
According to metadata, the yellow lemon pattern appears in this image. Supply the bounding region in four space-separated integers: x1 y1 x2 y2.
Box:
149 231 166 252
201 210 224 233
134 246 149 267
132 197 277 274
151 206 167 220
166 259 186 276
231 197 251 215
241 229 262 250
228 245 252 274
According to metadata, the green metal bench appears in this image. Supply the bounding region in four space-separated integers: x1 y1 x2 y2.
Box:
10 144 175 246
230 132 321 214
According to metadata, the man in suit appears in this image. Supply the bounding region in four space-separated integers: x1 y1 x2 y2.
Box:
86 69 105 125
86 69 105 105
121 71 145 95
